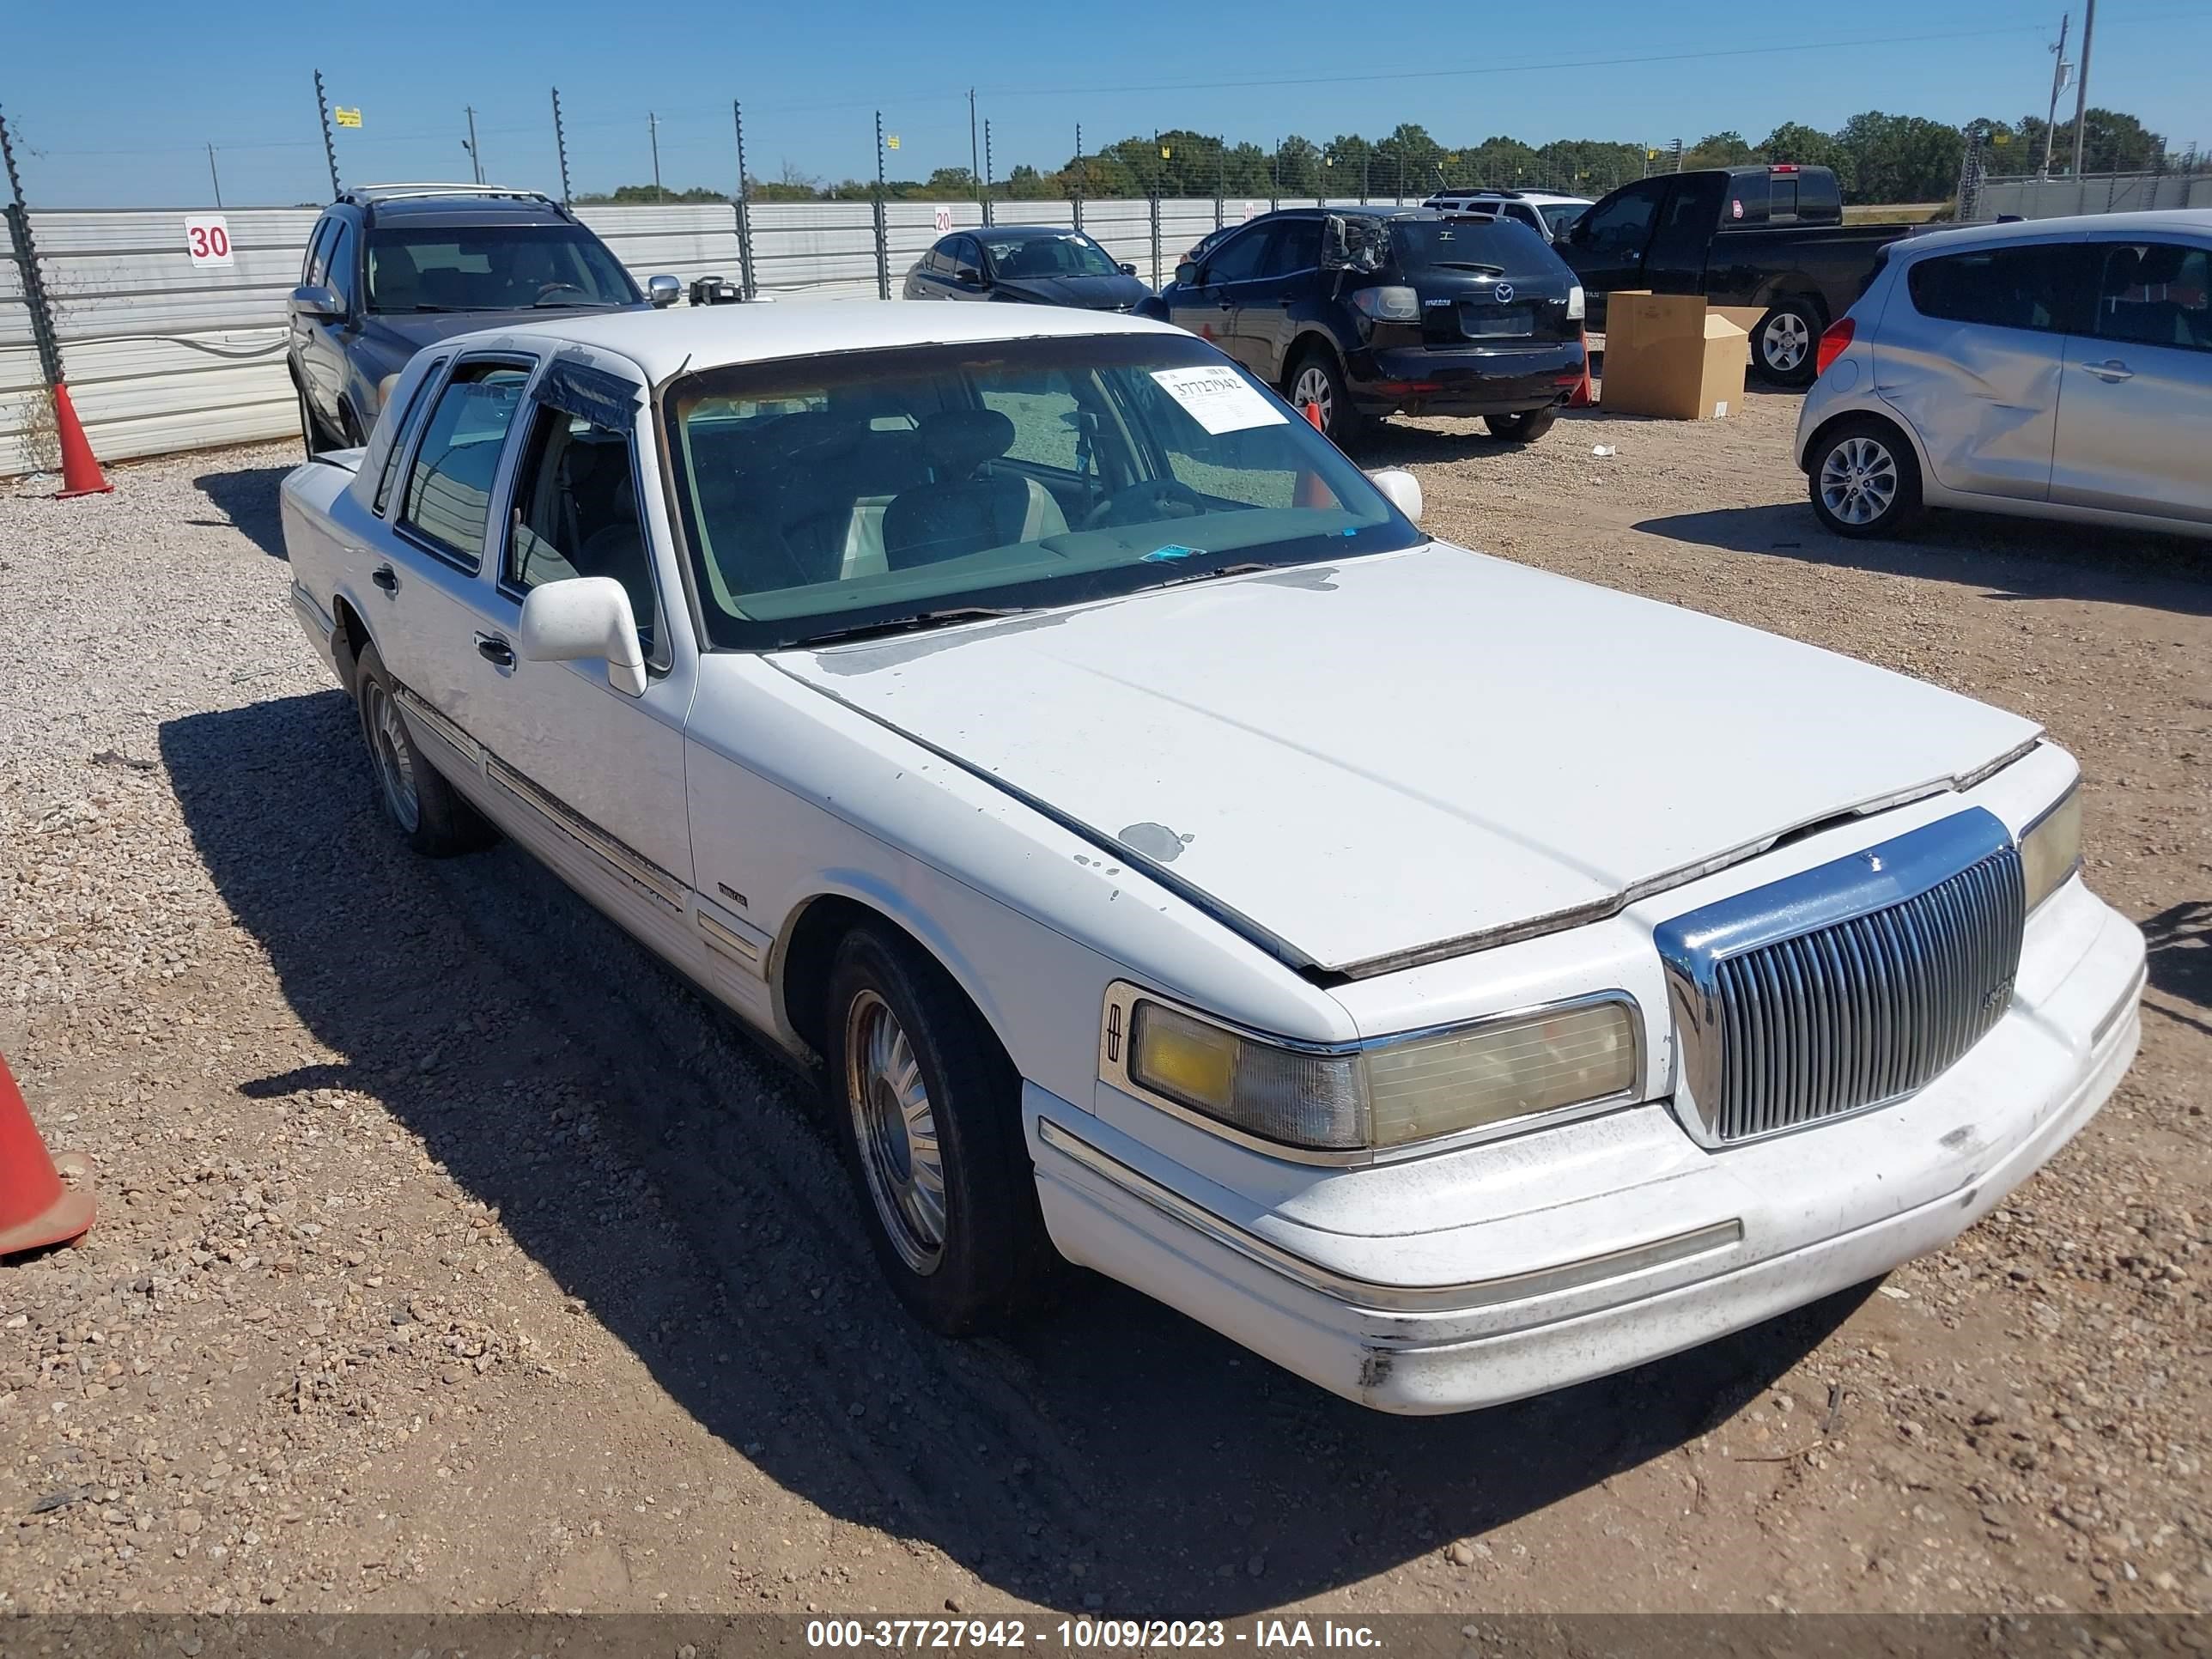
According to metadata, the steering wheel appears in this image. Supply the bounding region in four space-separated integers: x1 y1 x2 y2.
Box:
1081 479 1208 531
534 282 592 305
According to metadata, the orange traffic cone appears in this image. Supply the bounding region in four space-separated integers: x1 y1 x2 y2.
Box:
1567 330 1596 409
0 1051 94 1258
1303 399 1326 431
52 384 112 499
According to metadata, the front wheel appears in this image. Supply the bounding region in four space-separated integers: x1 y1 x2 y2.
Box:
1808 417 1923 538
825 924 1057 1334
298 386 333 459
1754 300 1822 387
1285 348 1360 445
1486 407 1558 444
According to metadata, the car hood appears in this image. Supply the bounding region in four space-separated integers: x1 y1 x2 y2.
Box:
994 272 1151 310
359 302 642 354
772 544 2039 977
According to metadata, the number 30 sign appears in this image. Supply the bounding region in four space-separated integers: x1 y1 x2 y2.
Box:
184 215 234 268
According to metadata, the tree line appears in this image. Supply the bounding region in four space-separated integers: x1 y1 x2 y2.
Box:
577 105 2186 210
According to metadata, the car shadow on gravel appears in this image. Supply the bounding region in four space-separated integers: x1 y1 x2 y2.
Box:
192 466 293 560
1636 501 2212 614
164 689 1872 1616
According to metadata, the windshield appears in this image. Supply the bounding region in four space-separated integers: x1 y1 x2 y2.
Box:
1388 217 1545 270
663 334 1419 652
984 233 1120 280
366 225 639 313
1539 203 1588 234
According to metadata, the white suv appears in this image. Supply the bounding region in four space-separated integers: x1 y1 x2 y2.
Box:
1796 209 2212 540
1422 189 1592 240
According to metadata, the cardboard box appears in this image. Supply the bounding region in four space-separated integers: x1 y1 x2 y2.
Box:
1597 291 1748 420
1710 303 1771 363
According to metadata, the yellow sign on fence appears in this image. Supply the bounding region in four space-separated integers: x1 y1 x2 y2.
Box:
334 107 362 129
885 134 900 150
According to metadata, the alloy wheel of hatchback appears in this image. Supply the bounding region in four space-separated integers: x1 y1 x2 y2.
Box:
844 988 947 1275
1818 434 1899 527
358 678 421 835
1291 362 1335 431
1762 311 1812 376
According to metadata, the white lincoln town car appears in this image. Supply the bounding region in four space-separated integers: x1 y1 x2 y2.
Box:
279 302 2144 1413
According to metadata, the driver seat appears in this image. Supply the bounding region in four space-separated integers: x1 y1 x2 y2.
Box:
882 409 1066 569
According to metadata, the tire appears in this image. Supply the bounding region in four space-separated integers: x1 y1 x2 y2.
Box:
352 642 497 857
1485 407 1559 444
297 386 334 459
1753 299 1823 387
824 923 1058 1334
1807 416 1923 539
1284 345 1360 445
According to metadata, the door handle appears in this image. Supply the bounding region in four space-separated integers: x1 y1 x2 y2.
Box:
474 632 514 667
2083 359 2134 382
370 564 398 594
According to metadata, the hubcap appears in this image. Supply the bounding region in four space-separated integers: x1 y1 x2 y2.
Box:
1764 312 1811 372
845 990 946 1274
1818 434 1899 526
361 682 421 833
1291 365 1334 429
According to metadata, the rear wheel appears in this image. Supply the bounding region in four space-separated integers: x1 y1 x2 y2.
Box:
1754 299 1823 387
353 643 497 857
1285 347 1359 445
824 923 1058 1334
1807 416 1922 538
1486 407 1559 444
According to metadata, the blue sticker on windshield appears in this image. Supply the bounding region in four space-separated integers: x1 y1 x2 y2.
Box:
1143 544 1206 562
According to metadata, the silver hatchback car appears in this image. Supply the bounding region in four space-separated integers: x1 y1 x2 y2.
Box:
1796 210 2212 540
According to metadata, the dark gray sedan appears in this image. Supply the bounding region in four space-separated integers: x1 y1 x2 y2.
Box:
903 226 1150 311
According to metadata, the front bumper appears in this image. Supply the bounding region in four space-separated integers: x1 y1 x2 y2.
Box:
1030 889 2143 1414
1348 339 1584 417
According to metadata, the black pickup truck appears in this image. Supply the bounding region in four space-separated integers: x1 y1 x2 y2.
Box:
1553 164 1914 386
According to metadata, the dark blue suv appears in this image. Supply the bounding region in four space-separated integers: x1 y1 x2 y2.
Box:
286 185 676 457
1144 207 1586 443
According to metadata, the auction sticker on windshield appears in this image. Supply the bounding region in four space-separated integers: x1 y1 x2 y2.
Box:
1151 366 1286 434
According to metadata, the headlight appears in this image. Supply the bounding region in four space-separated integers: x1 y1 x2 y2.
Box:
1111 988 1639 1158
2021 784 2082 911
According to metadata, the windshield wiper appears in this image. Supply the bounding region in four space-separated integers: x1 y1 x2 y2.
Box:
1149 562 1269 589
790 606 1029 649
1426 261 1508 275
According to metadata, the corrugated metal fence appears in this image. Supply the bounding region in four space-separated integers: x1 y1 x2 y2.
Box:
0 195 1303 478
1977 170 2212 222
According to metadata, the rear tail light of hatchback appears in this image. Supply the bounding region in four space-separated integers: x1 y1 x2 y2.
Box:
1351 286 1422 322
1815 316 1856 377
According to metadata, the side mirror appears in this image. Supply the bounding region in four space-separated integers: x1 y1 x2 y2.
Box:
1174 261 1200 288
289 283 344 320
957 265 988 288
518 576 647 697
646 274 683 308
1365 467 1424 526
1118 262 1139 277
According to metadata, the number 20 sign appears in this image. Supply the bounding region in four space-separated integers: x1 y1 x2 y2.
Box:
184 215 234 268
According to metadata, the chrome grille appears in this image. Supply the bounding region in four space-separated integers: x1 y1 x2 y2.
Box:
1656 809 2026 1146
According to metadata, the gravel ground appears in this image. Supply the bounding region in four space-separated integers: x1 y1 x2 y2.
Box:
0 395 2207 1618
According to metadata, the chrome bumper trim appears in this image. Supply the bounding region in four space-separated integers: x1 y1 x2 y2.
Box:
1036 1116 1743 1316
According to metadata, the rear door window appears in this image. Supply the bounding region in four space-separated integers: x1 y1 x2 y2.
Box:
1264 218 1322 276
1907 244 2093 334
398 361 532 568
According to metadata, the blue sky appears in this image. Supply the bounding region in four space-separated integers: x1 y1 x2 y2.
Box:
5 0 2209 206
